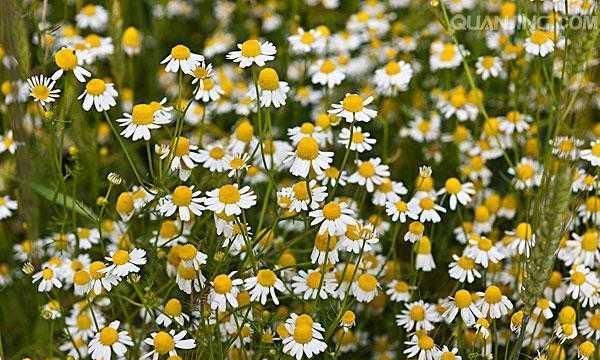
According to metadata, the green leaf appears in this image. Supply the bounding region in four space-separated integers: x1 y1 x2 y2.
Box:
27 181 99 223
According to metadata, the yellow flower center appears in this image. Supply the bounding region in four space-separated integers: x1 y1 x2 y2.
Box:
73 270 90 285
440 351 456 360
122 27 141 48
82 4 97 16
477 237 493 251
31 85 50 100
409 305 426 321
418 335 434 350
172 186 193 206
174 137 190 156
213 274 233 294
306 271 322 289
439 44 456 62
300 32 315 44
515 223 533 240
320 59 336 74
395 281 409 292
530 30 551 45
322 202 342 220
516 163 535 180
42 268 54 280
418 237 431 254
85 34 102 48
178 265 197 280
342 94 364 113
76 314 92 329
256 269 277 287
357 273 377 291
201 78 214 90
89 261 106 279
457 256 475 270
300 122 315 134
55 48 78 70
178 244 197 261
292 181 310 201
235 120 254 142
112 249 130 265
295 137 320 160
258 68 280 91
171 44 191 60
240 40 261 57
455 289 472 308
159 220 178 238
449 89 467 108
164 298 182 316
591 143 600 157
384 61 400 75
99 326 119 345
351 131 365 144
218 184 241 204
589 314 600 330
579 342 596 357
208 146 225 159
314 233 338 251
358 161 375 177
293 321 313 344
481 56 495 69
154 331 175 354
444 178 462 194
484 285 503 304
585 196 600 212
419 197 435 210
571 271 586 285
341 310 355 325
131 104 155 125
86 78 107 96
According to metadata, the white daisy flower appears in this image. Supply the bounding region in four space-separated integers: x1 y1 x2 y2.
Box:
465 235 504 268
338 126 376 153
395 300 438 332
373 60 413 95
0 194 17 219
291 269 337 300
403 333 440 360
51 47 92 82
508 157 542 190
194 143 229 172
226 39 276 68
351 273 379 303
310 201 356 236
437 177 475 210
442 289 483 326
284 137 334 178
141 330 196 360
407 192 446 223
78 78 118 112
248 67 290 108
156 298 189 327
204 184 257 216
161 44 204 75
282 313 327 360
160 136 201 181
373 178 407 206
581 140 600 166
476 285 513 319
475 56 504 80
310 58 346 89
348 157 390 193
524 30 555 57
157 186 204 222
116 102 172 141
208 272 244 311
26 75 61 107
244 268 285 305
102 248 146 278
32 266 63 292
386 280 412 302
88 321 133 360
76 4 109 31
448 254 481 283
329 93 377 123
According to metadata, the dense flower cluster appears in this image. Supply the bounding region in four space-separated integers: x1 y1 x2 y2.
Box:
0 0 599 360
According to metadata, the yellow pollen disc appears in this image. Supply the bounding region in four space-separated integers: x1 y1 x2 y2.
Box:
218 184 241 204
484 285 502 304
445 178 462 194
240 40 261 57
351 131 365 144
322 202 342 220
213 274 233 294
530 30 551 45
410 305 426 321
235 120 254 142
85 34 102 48
85 79 107 96
172 186 193 206
591 143 600 157
31 85 50 100
171 44 191 60
258 68 280 91
320 59 336 74
449 89 466 108
54 48 78 70
42 268 54 280
454 290 472 308
395 281 409 292
418 335 434 350
384 61 401 75
516 164 535 180
571 271 585 285
358 162 376 177
174 137 190 156
292 181 310 201
73 270 90 285
130 104 155 125
305 271 322 289
515 223 533 240
314 233 338 251
342 94 364 113
419 197 435 210
300 32 315 44
357 273 377 291
481 56 495 69
293 322 313 344
99 326 119 345
581 230 599 251
477 237 493 251
89 261 106 279
201 78 214 90
589 314 600 330
164 298 182 316
439 44 456 62
153 331 175 354
256 269 277 287
579 342 595 357
82 4 96 16
160 221 177 238
341 310 355 324
300 122 315 134
208 146 225 159
457 256 475 270
76 314 92 329
178 244 197 261
178 265 196 280
295 137 320 160
122 27 141 48
112 249 130 265
418 237 431 254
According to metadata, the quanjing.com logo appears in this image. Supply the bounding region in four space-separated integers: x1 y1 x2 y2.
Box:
449 14 597 31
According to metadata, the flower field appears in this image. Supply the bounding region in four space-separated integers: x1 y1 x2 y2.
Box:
0 0 599 359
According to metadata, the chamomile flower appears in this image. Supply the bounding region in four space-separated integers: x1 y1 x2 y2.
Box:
475 56 503 80
407 192 446 223
288 28 324 54
161 137 201 181
352 272 379 302
292 269 337 300
465 235 504 268
282 313 327 360
580 140 600 166
26 75 61 107
508 158 542 190
285 137 334 178
0 194 17 219
338 126 376 153
208 272 243 311
567 265 599 300
32 266 63 292
310 201 357 236
161 44 204 75
286 180 328 212
437 177 475 210
204 184 257 216
79 78 118 112
88 321 133 360
505 222 536 257
443 289 483 326
311 232 340 265
157 186 204 222
141 330 196 360
403 333 440 360
429 41 464 70
121 26 142 56
448 254 481 283
525 30 555 57
51 47 91 82
373 60 413 95
578 341 596 360
76 4 109 31
244 268 285 305
248 67 289 108
579 310 600 341
195 144 230 172
339 223 379 254
396 300 438 332
116 102 172 141
310 58 346 89
226 39 277 68
416 236 436 271
386 280 412 302
329 93 377 123
156 298 189 327
103 248 146 278
373 178 407 206
348 157 390 192
477 285 513 319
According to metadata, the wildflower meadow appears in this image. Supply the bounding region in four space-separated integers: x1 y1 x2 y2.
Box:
0 0 600 359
